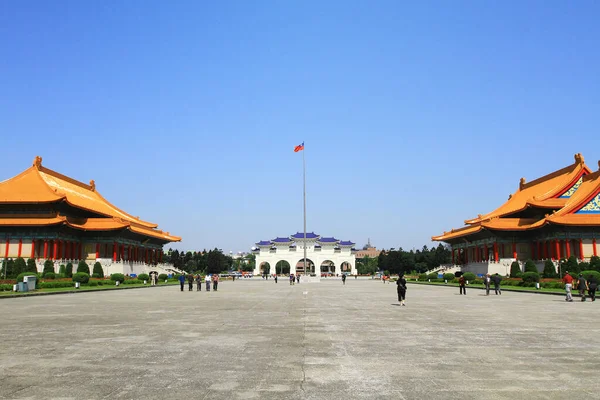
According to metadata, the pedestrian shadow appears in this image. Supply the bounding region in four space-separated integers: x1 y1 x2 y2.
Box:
391 303 401 306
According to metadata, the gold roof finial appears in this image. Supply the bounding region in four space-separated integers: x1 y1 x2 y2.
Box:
89 180 96 191
597 160 600 171
33 156 42 169
575 153 584 164
520 177 526 189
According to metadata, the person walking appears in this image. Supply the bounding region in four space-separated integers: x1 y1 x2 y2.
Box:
576 273 588 302
274 275 278 283
178 274 185 292
483 274 491 296
491 273 502 295
342 274 347 285
458 275 466 295
187 274 194 291
290 274 294 285
196 274 202 291
205 274 211 292
588 274 597 302
296 274 300 284
396 274 407 306
563 271 574 302
213 274 219 291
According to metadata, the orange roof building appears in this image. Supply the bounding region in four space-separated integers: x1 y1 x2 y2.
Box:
432 153 600 274
0 156 181 274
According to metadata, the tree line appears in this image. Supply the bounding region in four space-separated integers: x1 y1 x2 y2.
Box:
357 244 451 275
163 248 256 274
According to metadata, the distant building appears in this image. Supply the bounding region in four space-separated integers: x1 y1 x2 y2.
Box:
355 238 381 259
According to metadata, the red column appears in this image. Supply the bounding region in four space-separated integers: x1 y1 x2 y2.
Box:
579 239 584 260
594 238 597 257
96 243 100 259
43 240 48 259
4 238 9 259
512 243 517 259
451 249 455 264
17 239 22 257
31 239 36 259
113 242 118 261
542 241 547 259
53 240 58 260
493 242 498 262
483 244 488 262
121 245 125 261
465 247 469 263
79 242 83 260
159 250 163 263
565 240 571 258
530 243 536 260
555 240 561 260
537 241 542 260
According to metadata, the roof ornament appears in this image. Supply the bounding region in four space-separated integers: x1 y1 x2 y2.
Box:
597 160 600 171
33 156 42 169
508 194 512 200
575 153 584 164
519 177 526 190
89 180 96 191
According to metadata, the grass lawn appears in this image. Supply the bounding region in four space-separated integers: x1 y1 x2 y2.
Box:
408 280 569 295
0 281 179 297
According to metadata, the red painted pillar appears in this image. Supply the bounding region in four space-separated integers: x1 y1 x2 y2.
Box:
43 240 48 259
555 240 561 260
530 243 536 260
53 240 58 260
71 241 76 259
542 241 547 259
31 239 36 259
493 243 498 262
565 240 571 258
4 238 9 259
159 250 163 263
465 247 469 263
121 245 125 261
537 241 542 260
451 249 455 264
96 243 100 259
113 242 118 262
18 238 22 257
594 238 597 257
512 243 517 259
79 242 83 260
579 238 584 260
483 244 488 262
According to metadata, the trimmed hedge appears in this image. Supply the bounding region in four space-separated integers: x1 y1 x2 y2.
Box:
72 272 90 284
462 272 476 282
39 281 75 289
443 273 455 281
77 261 90 275
580 270 600 283
158 274 168 281
110 273 125 283
43 272 56 280
427 272 438 280
65 262 73 278
92 262 104 278
0 284 14 291
137 273 149 282
418 274 427 281
122 279 142 285
16 272 40 282
521 272 540 283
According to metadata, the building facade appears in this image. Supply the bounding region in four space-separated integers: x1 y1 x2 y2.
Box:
0 156 181 276
253 232 357 276
433 153 600 275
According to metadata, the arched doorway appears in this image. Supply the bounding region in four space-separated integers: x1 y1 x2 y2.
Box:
275 260 290 275
320 260 335 275
259 262 271 274
296 258 315 275
340 262 352 273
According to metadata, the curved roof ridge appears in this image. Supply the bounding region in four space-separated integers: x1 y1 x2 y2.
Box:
92 190 158 228
0 166 66 203
38 166 92 191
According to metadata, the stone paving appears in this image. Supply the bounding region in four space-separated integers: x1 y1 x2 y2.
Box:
0 278 599 399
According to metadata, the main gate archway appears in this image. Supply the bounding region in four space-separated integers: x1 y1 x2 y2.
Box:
275 260 291 274
320 260 335 274
295 258 315 275
259 262 271 274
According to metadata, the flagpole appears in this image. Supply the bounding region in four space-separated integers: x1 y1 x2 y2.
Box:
303 144 307 276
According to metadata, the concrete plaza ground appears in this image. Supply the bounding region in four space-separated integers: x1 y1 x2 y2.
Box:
0 278 599 400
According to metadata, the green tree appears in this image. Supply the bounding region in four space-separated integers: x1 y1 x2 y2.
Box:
562 256 580 274
77 260 90 275
13 257 26 277
524 259 538 273
92 262 104 278
58 264 66 276
206 249 222 274
26 258 38 273
1 259 16 279
65 262 73 278
510 261 521 278
590 255 600 272
43 259 55 274
542 259 557 278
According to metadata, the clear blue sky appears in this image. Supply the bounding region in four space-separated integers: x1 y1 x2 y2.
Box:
1 1 599 253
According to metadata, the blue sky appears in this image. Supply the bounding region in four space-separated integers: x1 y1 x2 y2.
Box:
1 1 599 253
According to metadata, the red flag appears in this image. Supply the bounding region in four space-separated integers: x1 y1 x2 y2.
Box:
294 142 304 152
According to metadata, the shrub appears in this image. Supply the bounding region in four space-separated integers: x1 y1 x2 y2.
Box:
122 279 141 285
158 274 168 281
542 260 557 278
524 260 538 273
16 272 40 283
521 271 540 283
72 272 90 284
39 281 75 289
580 270 600 283
43 259 55 274
88 281 99 287
510 261 521 278
92 273 103 279
578 262 590 272
58 264 66 276
43 272 56 280
418 274 427 281
427 272 438 280
137 273 150 282
590 256 600 272
77 261 90 275
463 272 476 282
92 262 104 278
26 258 38 273
0 284 14 291
110 273 125 283
562 256 580 274
65 262 73 278
443 273 455 281
13 257 26 276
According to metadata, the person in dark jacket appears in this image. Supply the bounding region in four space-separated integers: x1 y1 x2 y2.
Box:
458 276 466 295
483 274 491 296
588 275 597 302
491 273 502 295
187 274 194 291
342 274 347 285
577 274 588 302
196 274 202 291
178 274 185 292
397 274 407 306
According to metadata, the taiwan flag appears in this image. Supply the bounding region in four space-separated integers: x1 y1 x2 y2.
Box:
294 142 304 152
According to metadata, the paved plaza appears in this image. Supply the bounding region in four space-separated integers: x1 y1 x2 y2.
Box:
0 279 599 399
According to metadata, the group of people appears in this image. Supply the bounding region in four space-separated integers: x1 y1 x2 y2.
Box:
149 272 159 286
178 274 219 292
562 271 597 302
